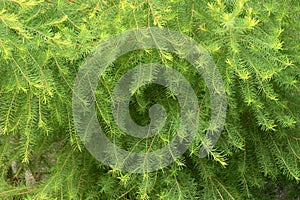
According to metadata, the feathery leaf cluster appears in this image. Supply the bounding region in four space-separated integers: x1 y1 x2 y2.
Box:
0 0 299 199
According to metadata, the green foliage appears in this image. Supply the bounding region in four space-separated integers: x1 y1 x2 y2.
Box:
0 0 299 199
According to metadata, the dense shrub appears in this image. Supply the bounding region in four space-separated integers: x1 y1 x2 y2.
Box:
0 0 299 199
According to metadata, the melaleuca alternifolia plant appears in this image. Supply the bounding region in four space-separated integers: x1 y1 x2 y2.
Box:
0 0 299 199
